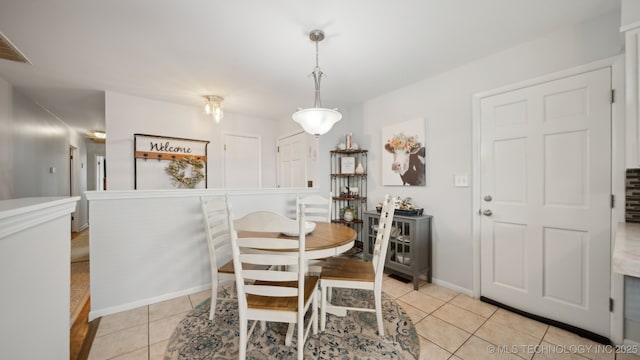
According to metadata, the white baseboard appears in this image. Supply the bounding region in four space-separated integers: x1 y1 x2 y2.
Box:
89 283 212 321
431 277 473 297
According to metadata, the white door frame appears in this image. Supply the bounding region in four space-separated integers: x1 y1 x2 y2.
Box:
471 55 625 344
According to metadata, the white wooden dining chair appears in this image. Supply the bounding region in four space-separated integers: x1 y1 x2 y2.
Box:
320 194 397 336
200 196 236 321
296 192 332 274
297 192 332 222
230 205 318 360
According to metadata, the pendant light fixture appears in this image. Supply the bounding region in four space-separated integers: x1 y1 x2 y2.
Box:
203 95 224 123
292 29 342 136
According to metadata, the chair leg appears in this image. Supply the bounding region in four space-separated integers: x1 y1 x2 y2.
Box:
298 317 304 360
312 290 318 335
375 290 384 336
209 280 218 321
260 320 266 334
320 284 327 331
239 317 247 360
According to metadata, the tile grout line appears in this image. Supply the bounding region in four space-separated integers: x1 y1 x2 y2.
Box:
442 294 491 359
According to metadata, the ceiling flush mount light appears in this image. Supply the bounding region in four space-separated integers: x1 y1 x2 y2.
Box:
292 29 342 136
93 130 106 139
204 95 224 123
87 130 106 143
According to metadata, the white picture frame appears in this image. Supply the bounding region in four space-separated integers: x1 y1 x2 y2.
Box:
340 156 356 174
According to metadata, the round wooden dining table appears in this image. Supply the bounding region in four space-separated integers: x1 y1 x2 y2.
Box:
238 222 357 259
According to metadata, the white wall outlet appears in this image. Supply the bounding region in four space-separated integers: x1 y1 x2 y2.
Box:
454 174 469 187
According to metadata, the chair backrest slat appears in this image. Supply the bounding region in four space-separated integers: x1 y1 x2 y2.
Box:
237 237 300 250
242 270 298 282
239 253 299 266
297 193 332 223
244 284 298 297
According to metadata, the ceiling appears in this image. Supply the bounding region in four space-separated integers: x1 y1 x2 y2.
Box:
0 0 621 136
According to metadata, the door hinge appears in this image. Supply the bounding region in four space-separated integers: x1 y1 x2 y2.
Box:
277 146 280 153
610 298 614 312
610 89 615 104
224 144 226 151
611 194 615 208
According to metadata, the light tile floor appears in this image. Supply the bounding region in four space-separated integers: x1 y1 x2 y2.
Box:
88 274 640 360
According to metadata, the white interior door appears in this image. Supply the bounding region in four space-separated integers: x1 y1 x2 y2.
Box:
480 67 611 337
224 133 261 188
277 132 306 187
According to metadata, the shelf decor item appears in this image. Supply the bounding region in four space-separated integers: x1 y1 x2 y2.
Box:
341 206 356 222
165 156 205 189
376 197 423 216
340 157 356 174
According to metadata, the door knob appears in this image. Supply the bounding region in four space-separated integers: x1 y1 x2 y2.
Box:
484 195 492 202
482 209 493 216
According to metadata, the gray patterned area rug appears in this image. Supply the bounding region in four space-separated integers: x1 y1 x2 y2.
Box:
165 284 419 359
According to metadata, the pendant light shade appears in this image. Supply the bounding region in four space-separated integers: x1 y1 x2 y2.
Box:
292 30 342 136
293 107 342 135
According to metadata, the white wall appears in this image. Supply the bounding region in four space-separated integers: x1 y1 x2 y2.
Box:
105 91 278 190
0 76 89 230
622 0 640 28
0 77 12 200
333 11 623 291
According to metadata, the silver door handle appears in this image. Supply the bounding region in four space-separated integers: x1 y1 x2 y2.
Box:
482 209 493 216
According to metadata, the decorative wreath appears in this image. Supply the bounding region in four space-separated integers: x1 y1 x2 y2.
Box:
164 156 205 189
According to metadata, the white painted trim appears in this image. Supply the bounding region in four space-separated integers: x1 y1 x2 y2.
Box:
472 55 623 339
611 55 626 345
78 223 89 232
0 197 79 239
85 188 315 201
621 20 640 33
431 277 473 297
89 283 211 321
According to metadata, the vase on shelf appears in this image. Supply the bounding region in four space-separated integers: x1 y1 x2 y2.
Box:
344 211 354 222
355 162 365 174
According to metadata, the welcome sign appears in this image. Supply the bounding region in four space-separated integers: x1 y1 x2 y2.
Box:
134 134 209 189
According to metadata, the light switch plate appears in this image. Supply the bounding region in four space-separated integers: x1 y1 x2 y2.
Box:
454 174 469 187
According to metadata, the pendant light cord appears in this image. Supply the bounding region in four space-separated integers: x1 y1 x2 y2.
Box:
312 37 323 108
